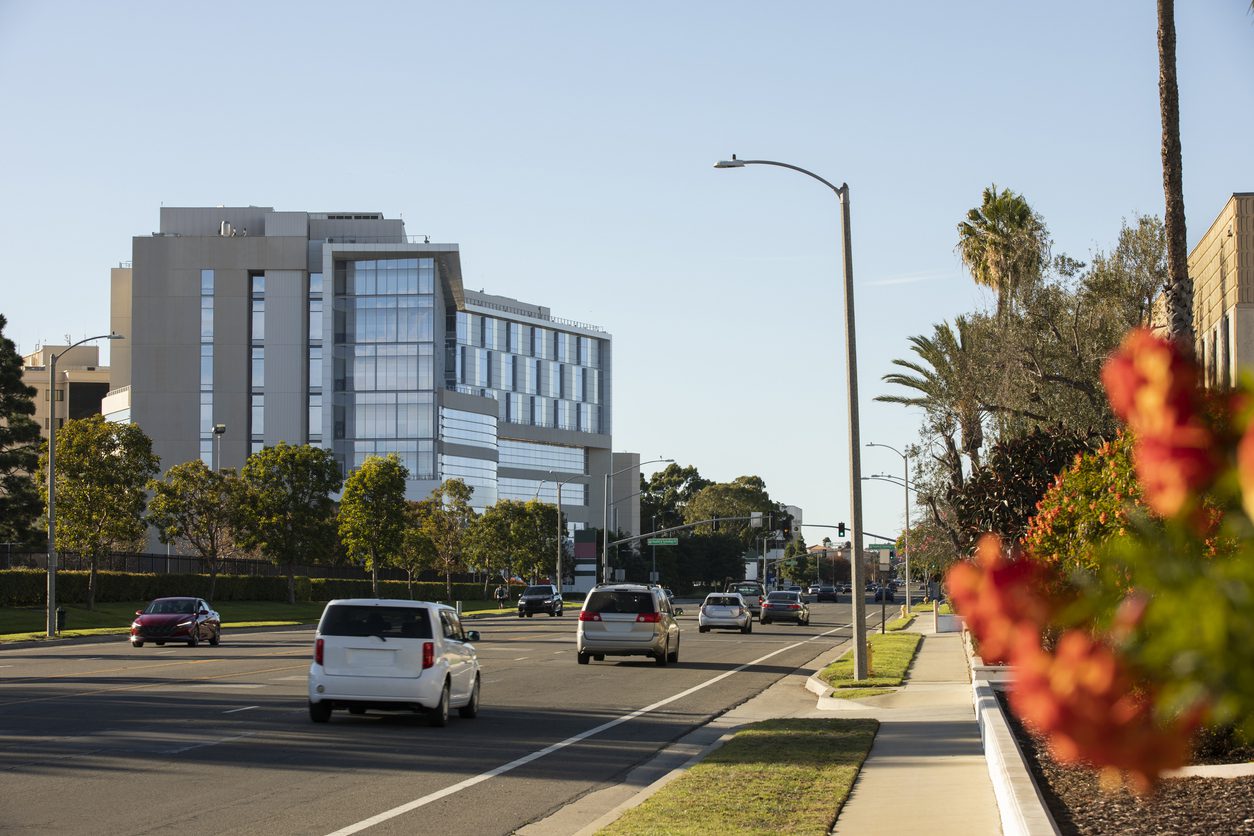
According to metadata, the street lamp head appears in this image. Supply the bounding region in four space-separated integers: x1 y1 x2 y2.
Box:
212 424 227 435
713 155 744 169
108 333 125 341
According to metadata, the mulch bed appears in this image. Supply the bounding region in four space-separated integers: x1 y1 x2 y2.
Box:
996 689 1254 835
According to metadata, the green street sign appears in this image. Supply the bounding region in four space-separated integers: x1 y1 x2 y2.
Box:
868 543 896 551
647 537 678 546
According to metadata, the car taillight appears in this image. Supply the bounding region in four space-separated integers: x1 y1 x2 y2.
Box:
636 612 661 623
789 604 801 610
759 596 764 604
422 641 435 669
579 611 602 622
700 605 708 614
314 638 324 666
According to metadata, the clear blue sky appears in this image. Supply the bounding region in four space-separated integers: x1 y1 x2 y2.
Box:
2 1 1252 544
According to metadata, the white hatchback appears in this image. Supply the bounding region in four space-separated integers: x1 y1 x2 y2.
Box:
698 593 752 634
308 599 481 727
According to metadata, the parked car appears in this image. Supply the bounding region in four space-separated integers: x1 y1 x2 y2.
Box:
517 584 564 617
725 581 767 618
760 591 810 626
308 599 480 726
130 597 220 648
576 584 681 666
816 586 839 602
698 593 752 634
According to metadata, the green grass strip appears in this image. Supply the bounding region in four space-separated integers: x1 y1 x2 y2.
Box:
908 601 953 614
885 613 915 631
819 632 922 689
601 718 879 836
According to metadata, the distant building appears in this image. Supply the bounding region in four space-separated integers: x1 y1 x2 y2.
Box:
1190 193 1253 388
108 206 634 590
22 344 111 439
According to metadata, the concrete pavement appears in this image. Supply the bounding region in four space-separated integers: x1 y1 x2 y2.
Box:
529 613 1004 835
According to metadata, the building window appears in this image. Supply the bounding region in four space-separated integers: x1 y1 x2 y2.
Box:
199 269 215 465
252 394 265 439
251 347 265 390
309 393 323 443
441 408 498 450
498 439 584 473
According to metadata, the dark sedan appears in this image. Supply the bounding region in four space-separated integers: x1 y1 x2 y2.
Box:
131 597 221 647
816 586 839 602
759 591 810 626
517 585 564 617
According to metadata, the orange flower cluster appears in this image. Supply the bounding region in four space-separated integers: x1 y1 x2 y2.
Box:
948 535 1197 792
1101 329 1218 517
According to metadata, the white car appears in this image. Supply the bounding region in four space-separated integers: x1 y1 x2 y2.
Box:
698 593 752 634
308 599 481 726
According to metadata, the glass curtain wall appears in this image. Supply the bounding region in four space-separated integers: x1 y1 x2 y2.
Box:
198 269 214 466
250 273 265 454
333 258 436 478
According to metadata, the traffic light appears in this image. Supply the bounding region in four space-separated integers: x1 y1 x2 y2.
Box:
837 522 846 537
889 549 896 559
780 516 792 540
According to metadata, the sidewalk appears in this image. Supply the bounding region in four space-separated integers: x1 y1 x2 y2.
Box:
524 615 1002 834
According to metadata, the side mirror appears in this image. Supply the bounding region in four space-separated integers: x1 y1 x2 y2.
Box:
465 630 481 642
674 608 684 616
199 609 209 615
136 610 144 616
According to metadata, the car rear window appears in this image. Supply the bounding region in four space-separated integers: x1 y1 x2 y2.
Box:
705 596 738 606
319 605 434 639
766 592 797 601
522 586 552 596
585 590 656 614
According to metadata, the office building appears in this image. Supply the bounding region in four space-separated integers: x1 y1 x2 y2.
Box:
1190 192 1253 387
22 344 111 439
109 206 632 590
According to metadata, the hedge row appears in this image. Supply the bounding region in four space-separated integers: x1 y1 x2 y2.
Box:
0 570 492 608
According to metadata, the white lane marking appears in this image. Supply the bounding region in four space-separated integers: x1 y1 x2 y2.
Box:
186 683 266 689
166 731 259 754
76 657 103 662
513 657 530 661
0 665 12 669
156 650 177 655
274 675 307 681
324 624 848 836
223 705 260 714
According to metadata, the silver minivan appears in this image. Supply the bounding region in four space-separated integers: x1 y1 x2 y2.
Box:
576 584 681 666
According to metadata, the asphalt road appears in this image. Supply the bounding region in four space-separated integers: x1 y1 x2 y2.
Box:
0 599 886 836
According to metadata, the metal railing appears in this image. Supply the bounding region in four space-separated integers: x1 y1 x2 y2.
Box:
466 297 606 334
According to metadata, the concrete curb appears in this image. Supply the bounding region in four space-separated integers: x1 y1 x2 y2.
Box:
0 622 318 651
973 679 1061 836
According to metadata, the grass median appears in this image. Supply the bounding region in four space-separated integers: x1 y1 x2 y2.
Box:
600 718 878 836
0 597 514 642
817 632 922 700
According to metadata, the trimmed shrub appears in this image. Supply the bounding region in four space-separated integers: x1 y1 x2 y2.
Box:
309 578 486 602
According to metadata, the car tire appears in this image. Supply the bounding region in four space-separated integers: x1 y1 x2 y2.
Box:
428 682 450 727
578 651 590 665
556 608 563 617
655 641 669 667
459 675 481 719
549 609 556 617
526 612 533 618
188 631 199 648
518 612 524 618
132 641 144 648
760 618 770 625
309 701 332 723
698 626 709 633
667 640 679 664
209 629 221 646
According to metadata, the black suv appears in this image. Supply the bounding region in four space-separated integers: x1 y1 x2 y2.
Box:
518 585 564 617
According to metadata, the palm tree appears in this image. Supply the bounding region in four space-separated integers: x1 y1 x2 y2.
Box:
877 318 985 470
1158 0 1193 346
957 185 1049 318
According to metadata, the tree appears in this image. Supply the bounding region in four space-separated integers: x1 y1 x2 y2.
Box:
639 463 711 532
338 454 409 597
0 314 42 547
237 442 341 604
464 498 559 592
147 460 247 600
1157 0 1192 345
397 501 437 598
683 476 776 547
411 478 478 600
37 415 160 609
957 184 1050 318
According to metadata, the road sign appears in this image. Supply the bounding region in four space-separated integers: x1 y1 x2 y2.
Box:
879 554 891 571
868 543 896 551
647 537 678 546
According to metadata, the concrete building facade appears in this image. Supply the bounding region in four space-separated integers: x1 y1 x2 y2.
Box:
22 345 111 439
1191 193 1254 387
109 206 634 590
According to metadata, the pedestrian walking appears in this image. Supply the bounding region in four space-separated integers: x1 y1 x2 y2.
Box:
495 584 508 609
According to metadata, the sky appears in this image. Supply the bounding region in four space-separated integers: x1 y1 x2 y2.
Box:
2 1 1252 545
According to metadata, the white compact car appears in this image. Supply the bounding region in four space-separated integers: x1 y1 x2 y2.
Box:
698 592 752 634
308 599 481 726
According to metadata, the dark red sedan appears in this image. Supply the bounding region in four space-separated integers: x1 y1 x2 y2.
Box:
130 597 221 647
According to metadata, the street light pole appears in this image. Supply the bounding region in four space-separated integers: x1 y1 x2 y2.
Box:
46 332 123 637
715 155 869 680
602 457 672 584
868 442 912 615
212 423 226 472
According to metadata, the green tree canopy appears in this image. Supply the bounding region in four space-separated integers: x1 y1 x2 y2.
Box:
639 463 711 532
0 314 42 547
411 478 478 600
238 442 342 604
338 454 409 597
38 415 160 609
683 476 778 546
147 460 248 600
464 498 559 588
